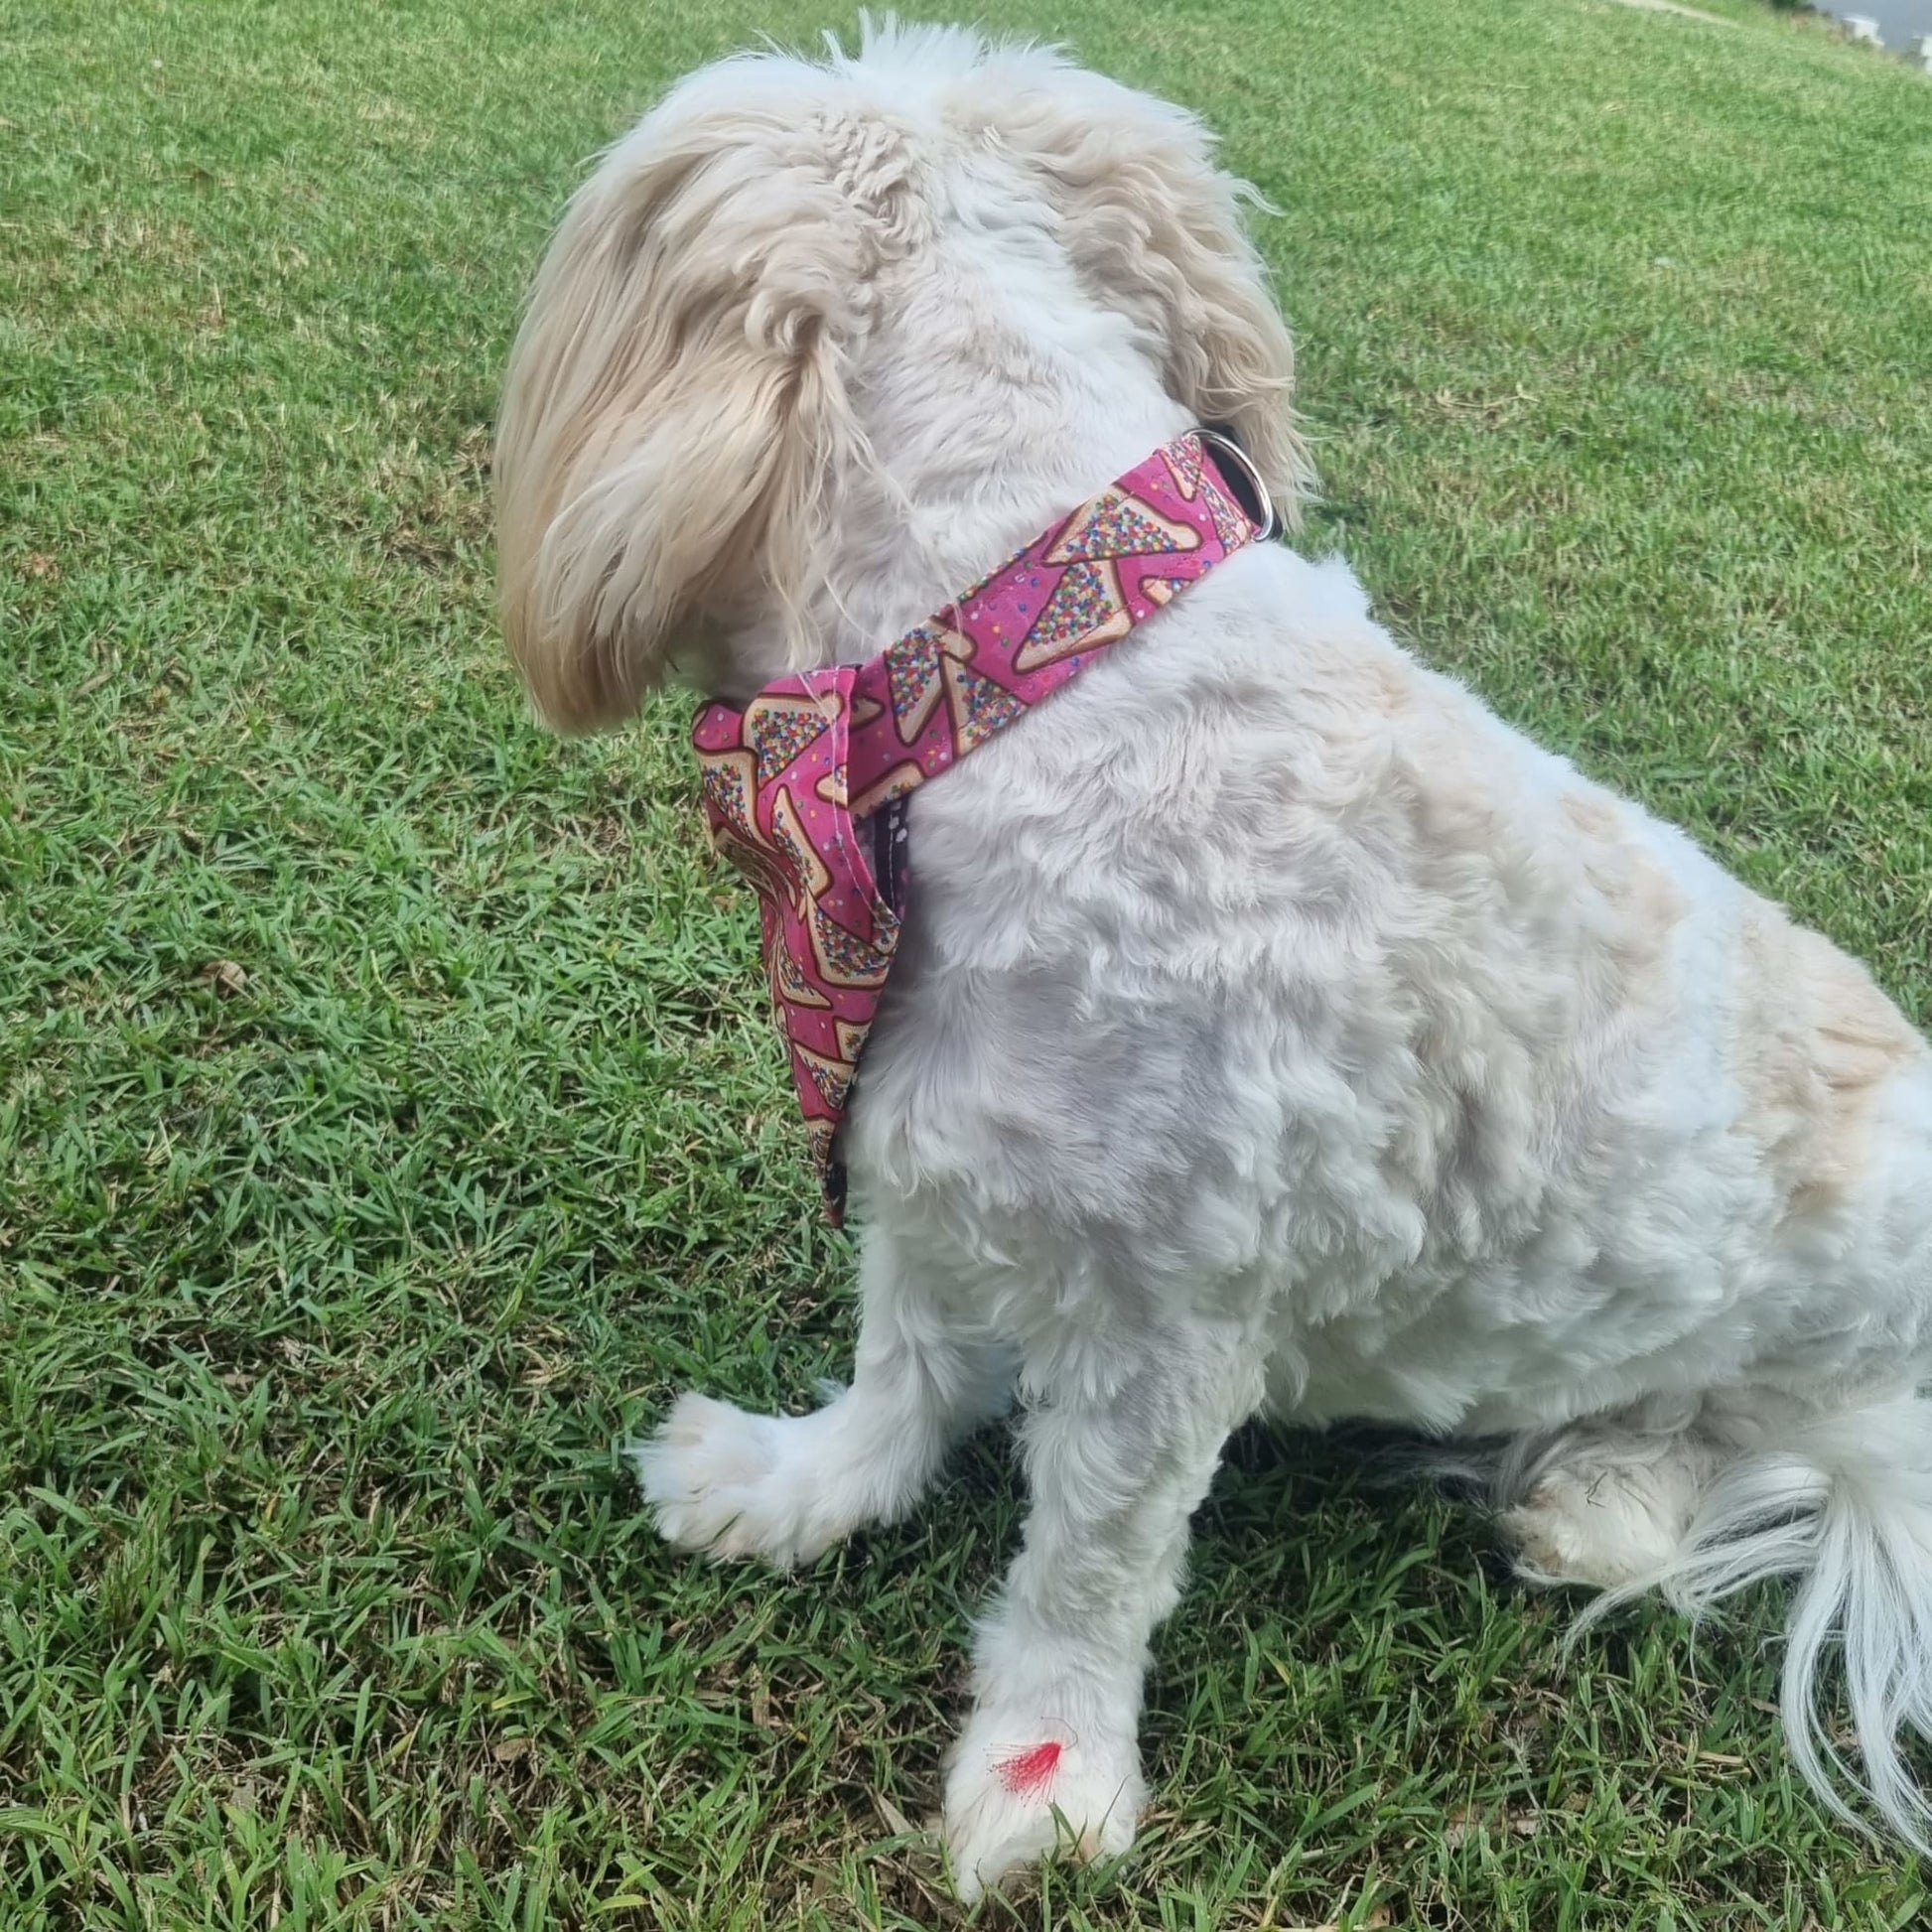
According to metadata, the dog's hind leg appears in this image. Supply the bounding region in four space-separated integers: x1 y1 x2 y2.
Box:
634 1227 1012 1570
1505 1383 1932 1849
1493 1401 1721 1591
942 1317 1268 1899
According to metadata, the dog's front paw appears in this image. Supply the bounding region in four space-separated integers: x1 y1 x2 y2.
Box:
631 1391 831 1568
942 1717 1144 1901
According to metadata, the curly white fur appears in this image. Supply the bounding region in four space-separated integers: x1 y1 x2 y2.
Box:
495 21 1932 1897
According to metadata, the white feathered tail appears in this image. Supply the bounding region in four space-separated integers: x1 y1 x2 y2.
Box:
1585 1391 1932 1852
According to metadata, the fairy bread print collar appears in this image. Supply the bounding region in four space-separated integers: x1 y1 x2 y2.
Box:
691 430 1273 1222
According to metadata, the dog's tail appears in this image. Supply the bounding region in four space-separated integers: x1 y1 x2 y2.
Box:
1587 1390 1932 1853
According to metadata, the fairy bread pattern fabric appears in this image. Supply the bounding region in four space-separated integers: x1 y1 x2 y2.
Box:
691 433 1261 1220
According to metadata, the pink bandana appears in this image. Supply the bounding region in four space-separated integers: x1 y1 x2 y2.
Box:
692 431 1268 1221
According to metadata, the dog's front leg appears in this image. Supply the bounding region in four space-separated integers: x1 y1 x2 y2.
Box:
635 1226 1012 1569
943 1322 1267 1899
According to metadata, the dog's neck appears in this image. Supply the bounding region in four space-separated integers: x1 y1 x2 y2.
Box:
704 228 1193 703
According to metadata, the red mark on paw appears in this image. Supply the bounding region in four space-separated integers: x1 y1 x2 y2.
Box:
994 1740 1063 1796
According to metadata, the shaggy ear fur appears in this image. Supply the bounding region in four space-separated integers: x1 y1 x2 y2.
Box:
494 69 872 730
991 65 1313 522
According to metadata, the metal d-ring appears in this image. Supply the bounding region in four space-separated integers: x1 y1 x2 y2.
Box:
1196 427 1279 544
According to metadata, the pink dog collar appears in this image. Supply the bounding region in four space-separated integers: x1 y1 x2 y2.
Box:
692 431 1267 1221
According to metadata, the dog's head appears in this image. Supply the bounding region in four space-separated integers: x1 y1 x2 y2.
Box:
495 23 1311 730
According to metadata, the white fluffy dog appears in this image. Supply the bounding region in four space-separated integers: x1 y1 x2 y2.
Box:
495 22 1932 1896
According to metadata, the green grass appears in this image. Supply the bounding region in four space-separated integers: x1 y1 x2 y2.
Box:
4 0 1931 1923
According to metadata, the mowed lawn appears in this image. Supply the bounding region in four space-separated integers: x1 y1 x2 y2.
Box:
5 0 1932 1924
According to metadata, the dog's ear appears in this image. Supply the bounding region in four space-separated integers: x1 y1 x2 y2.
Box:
994 68 1313 523
495 79 870 730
